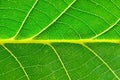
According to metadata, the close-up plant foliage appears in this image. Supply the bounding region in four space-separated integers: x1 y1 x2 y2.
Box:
0 0 120 80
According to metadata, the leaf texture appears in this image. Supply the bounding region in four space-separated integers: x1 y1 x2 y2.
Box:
0 0 120 80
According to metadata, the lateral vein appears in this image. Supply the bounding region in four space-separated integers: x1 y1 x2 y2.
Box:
29 0 77 39
12 0 39 39
81 44 120 80
48 44 72 80
1 44 30 80
91 18 120 39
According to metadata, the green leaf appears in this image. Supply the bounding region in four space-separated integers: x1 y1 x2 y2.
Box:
0 0 120 80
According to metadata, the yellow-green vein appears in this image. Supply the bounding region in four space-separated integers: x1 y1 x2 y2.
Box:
12 0 39 39
29 0 77 39
0 39 120 44
48 44 72 80
91 18 120 39
81 43 120 80
1 44 30 80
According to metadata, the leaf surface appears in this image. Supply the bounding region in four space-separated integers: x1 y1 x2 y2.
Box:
0 0 120 80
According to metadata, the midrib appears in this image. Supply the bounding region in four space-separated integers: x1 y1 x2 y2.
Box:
0 39 120 44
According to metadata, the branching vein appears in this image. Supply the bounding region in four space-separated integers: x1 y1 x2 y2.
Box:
81 43 120 80
1 44 30 80
91 18 120 39
12 0 39 39
48 44 72 80
29 0 77 39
